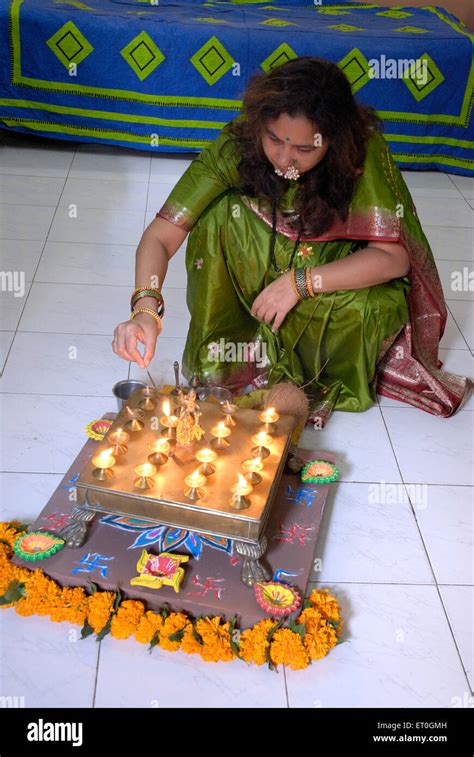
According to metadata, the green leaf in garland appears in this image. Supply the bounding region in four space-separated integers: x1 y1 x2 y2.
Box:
168 629 185 643
302 597 312 610
192 625 204 645
0 579 26 605
96 616 112 642
113 589 122 614
266 618 284 642
327 618 340 630
87 581 98 595
335 636 346 646
160 603 170 621
287 619 306 638
80 618 95 640
148 630 160 654
9 521 30 534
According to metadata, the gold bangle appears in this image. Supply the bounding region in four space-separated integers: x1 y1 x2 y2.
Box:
305 267 315 298
130 307 162 336
290 269 301 299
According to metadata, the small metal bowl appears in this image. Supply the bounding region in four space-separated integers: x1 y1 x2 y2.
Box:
194 386 234 404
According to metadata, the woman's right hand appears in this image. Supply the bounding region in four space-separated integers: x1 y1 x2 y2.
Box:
112 312 159 370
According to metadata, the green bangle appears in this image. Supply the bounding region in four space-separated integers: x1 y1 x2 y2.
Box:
295 267 311 299
131 289 164 312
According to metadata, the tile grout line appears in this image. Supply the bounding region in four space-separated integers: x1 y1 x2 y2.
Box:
446 302 472 352
282 665 290 708
0 145 78 379
92 639 102 709
378 404 474 680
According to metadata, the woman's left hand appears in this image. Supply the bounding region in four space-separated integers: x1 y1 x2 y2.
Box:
251 272 300 332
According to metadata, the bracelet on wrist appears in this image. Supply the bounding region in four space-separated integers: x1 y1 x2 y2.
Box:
304 267 315 298
131 288 164 317
130 307 162 336
294 267 311 299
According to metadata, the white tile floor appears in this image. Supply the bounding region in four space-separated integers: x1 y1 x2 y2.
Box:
0 132 473 709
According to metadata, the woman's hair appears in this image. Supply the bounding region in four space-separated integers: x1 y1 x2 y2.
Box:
225 56 381 236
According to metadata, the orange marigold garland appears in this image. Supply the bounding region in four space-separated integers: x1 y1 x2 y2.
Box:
0 522 345 670
110 600 145 640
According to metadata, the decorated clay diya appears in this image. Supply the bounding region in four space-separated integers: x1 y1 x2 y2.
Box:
301 460 339 484
13 531 65 561
254 581 302 616
84 419 113 441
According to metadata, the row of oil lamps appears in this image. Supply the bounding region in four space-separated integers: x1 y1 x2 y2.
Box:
90 395 280 510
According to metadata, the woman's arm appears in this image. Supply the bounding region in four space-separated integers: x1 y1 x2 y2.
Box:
251 241 410 333
310 241 411 294
112 217 188 368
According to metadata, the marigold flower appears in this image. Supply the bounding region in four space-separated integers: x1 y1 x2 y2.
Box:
195 617 234 662
50 586 89 625
180 625 204 656
269 628 310 670
87 591 115 634
134 611 163 645
15 569 62 617
159 612 190 652
109 599 145 639
239 619 275 665
0 523 21 551
309 588 341 622
303 619 338 660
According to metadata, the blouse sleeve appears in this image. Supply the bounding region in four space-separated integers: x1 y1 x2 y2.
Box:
155 120 241 232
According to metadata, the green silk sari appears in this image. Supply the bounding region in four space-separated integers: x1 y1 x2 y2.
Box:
157 121 471 426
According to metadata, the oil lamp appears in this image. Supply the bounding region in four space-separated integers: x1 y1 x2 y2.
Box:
195 447 217 476
147 438 171 466
210 421 231 449
138 386 158 410
184 468 206 500
230 473 253 510
258 406 280 434
134 462 157 489
107 427 130 456
250 431 272 459
241 456 263 485
220 399 238 427
160 398 179 440
124 406 145 432
91 448 116 480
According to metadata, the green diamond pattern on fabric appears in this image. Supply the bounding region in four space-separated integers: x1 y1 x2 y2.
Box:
394 26 428 33
46 21 94 69
317 9 350 15
328 24 365 32
338 48 370 94
401 52 445 102
260 18 297 26
190 36 234 85
120 32 165 81
260 43 298 73
376 10 413 19
193 17 229 24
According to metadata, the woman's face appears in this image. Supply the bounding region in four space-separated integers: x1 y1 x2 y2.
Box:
261 113 330 177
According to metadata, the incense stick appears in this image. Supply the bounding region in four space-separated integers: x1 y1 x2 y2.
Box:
146 370 157 390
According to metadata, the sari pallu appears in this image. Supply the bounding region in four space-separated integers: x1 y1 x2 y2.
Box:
157 123 471 426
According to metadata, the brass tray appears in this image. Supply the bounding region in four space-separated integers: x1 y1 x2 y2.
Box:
76 389 295 543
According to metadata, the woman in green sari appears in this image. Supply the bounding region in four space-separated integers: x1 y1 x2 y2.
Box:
113 57 471 427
